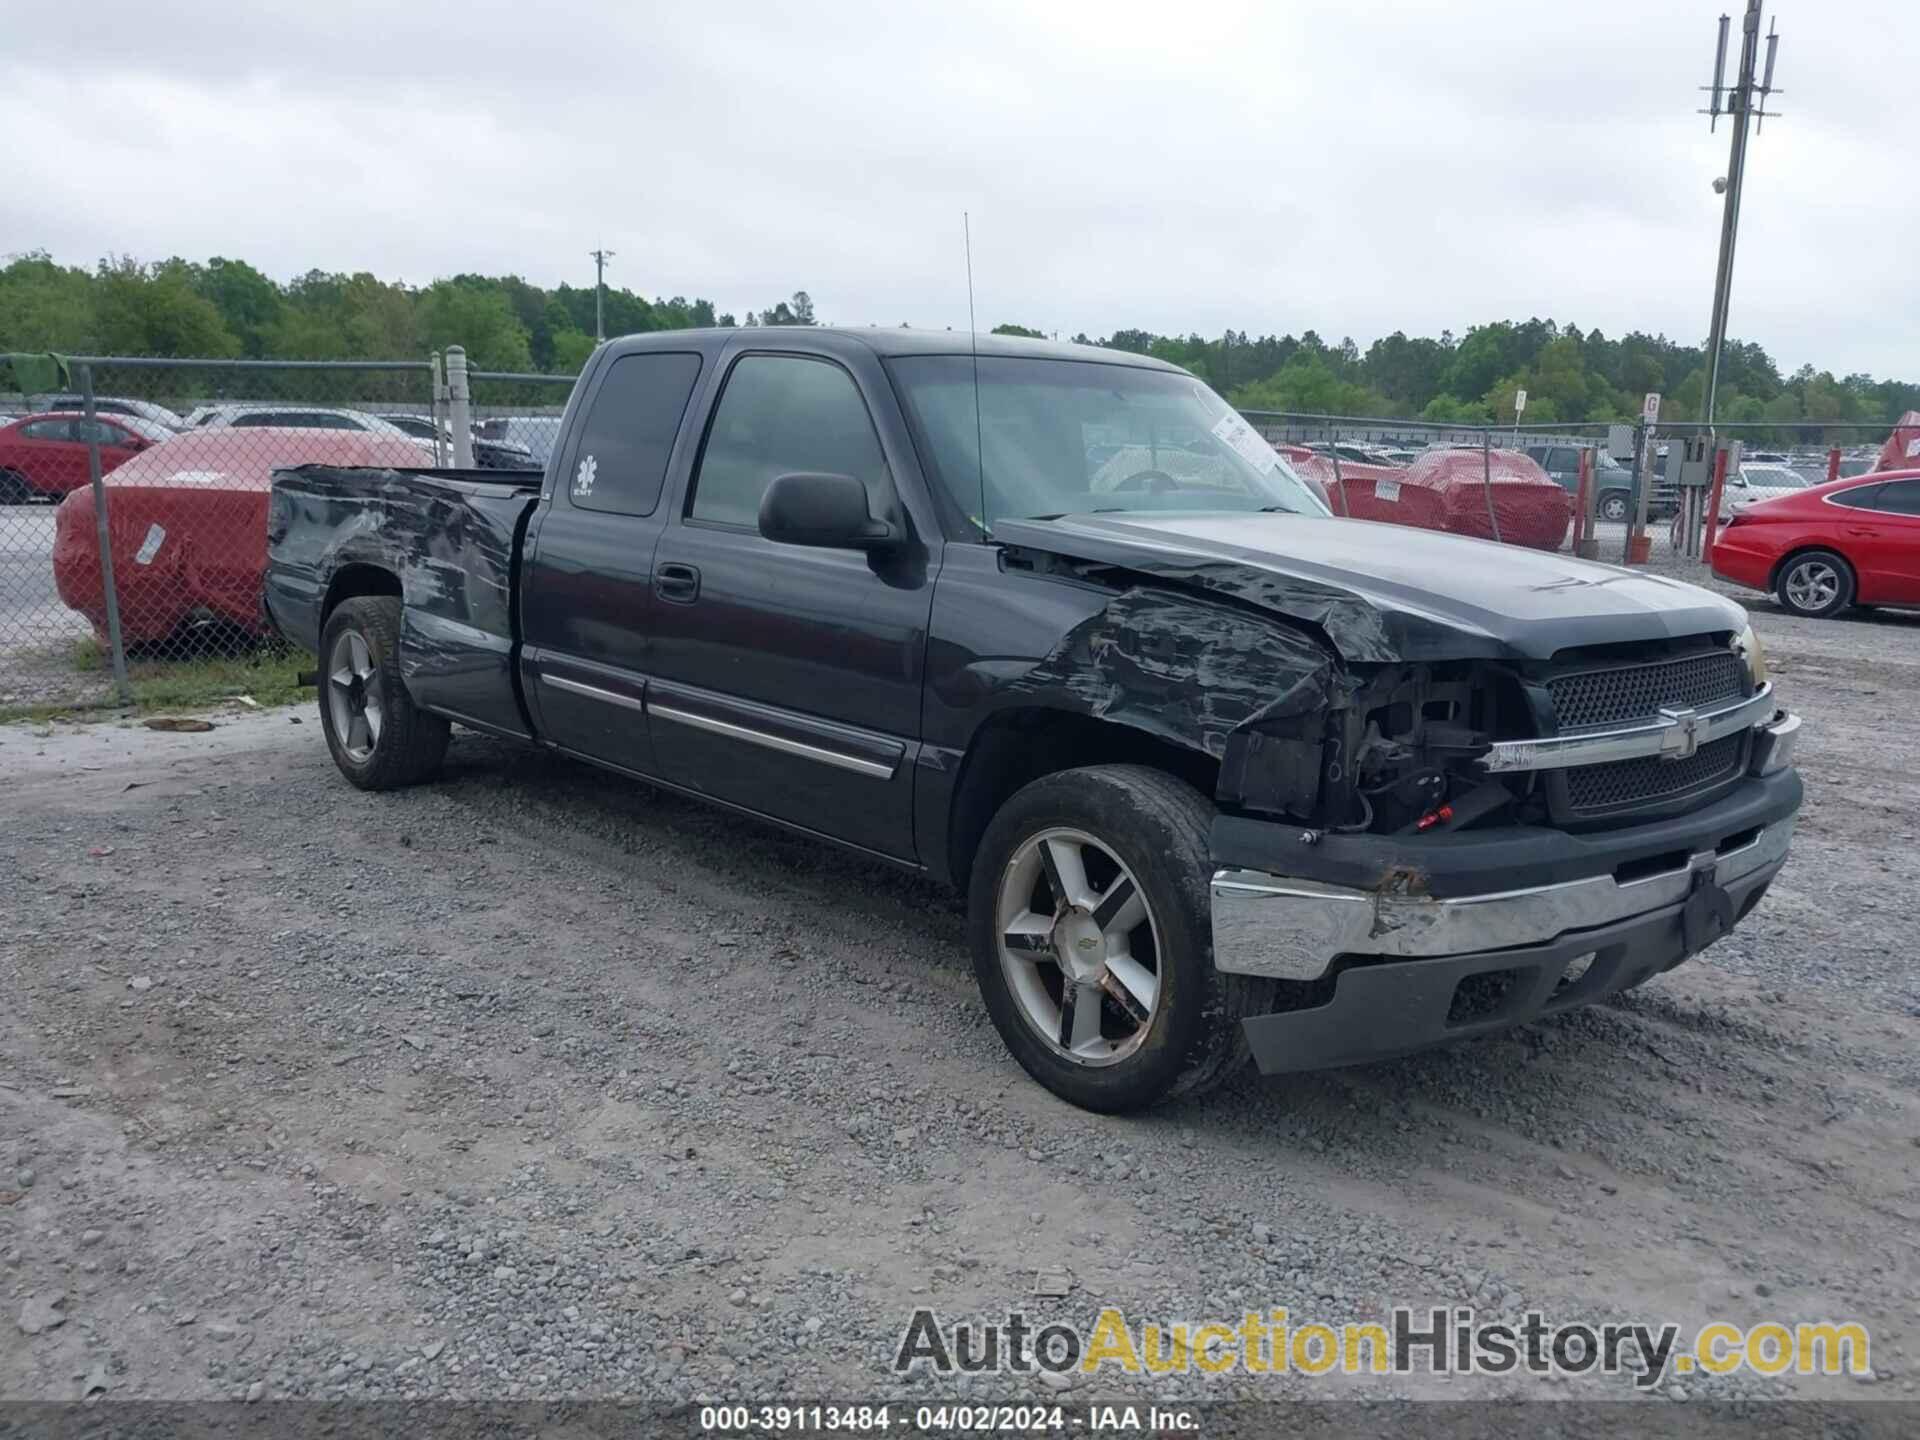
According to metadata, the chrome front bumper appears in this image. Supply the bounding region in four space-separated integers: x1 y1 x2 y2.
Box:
1211 709 1800 983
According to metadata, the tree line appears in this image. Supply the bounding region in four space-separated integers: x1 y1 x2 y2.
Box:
3 252 1912 436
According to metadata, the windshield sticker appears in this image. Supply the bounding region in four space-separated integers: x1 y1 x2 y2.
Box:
165 470 228 485
1374 479 1401 502
573 454 597 498
134 523 166 566
1210 412 1280 474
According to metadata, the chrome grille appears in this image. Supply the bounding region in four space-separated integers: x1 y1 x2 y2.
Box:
1564 733 1745 815
1549 651 1745 731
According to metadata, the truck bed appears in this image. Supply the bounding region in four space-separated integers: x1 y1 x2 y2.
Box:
265 463 543 739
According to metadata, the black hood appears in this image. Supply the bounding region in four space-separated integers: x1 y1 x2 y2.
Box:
990 512 1748 663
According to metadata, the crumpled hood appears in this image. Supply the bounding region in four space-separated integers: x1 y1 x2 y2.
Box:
991 512 1747 663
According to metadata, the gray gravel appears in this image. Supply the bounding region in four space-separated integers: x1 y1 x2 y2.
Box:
2 588 1918 1408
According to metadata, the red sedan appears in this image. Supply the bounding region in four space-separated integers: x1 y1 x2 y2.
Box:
0 412 170 503
1710 468 1920 617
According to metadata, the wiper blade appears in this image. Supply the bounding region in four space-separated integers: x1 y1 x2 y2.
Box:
1258 505 1298 513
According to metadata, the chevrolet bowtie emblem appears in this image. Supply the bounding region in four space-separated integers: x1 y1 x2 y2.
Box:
1658 706 1702 761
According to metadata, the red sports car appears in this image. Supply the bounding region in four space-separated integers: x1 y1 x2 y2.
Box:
1709 468 1920 618
0 411 171 502
55 427 428 643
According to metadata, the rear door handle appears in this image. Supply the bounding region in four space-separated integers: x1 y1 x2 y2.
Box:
655 562 701 604
1845 527 1876 537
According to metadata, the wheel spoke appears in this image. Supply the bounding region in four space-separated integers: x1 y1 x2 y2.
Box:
1003 912 1054 956
1104 952 1158 1024
349 632 373 678
329 666 355 692
362 692 383 741
1058 981 1104 1051
347 713 371 754
1039 836 1091 910
1091 876 1144 939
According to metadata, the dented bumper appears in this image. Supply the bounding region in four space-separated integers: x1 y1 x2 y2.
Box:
1209 762 1801 1073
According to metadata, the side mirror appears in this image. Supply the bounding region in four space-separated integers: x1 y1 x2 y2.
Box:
758 471 898 550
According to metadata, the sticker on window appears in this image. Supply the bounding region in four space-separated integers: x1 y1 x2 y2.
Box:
1906 438 1920 458
1209 412 1279 474
165 470 229 485
134 523 166 565
573 454 597 497
1374 480 1401 502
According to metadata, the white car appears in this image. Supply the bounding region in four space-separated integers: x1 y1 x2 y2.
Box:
182 404 417 439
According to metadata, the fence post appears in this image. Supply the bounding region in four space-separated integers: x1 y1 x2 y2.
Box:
445 346 474 469
1481 431 1502 544
1327 426 1347 516
1826 446 1841 484
429 351 448 467
1626 421 1653 564
78 364 133 704
1576 446 1603 559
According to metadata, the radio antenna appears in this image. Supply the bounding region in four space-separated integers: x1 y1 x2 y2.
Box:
964 211 986 535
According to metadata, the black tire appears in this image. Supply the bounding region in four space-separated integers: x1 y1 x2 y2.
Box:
317 596 450 789
0 470 34 505
967 764 1273 1113
1773 549 1855 619
1598 492 1630 523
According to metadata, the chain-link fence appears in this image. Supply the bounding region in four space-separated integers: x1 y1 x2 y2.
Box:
0 352 567 713
4 355 1913 714
1242 410 1919 581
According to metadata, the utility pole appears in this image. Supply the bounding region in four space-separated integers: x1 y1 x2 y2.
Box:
1699 2 1781 430
590 248 615 341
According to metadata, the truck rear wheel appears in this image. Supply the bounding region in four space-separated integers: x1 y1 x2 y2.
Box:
967 764 1270 1112
318 596 450 790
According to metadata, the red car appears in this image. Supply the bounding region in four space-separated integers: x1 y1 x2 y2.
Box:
1710 468 1920 618
0 411 171 503
55 427 428 643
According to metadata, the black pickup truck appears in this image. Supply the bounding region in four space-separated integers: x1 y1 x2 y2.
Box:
265 329 1802 1112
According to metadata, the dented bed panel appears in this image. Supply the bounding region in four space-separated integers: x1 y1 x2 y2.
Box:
266 465 541 736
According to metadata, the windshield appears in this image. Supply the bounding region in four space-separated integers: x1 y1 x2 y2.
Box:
1743 465 1809 489
888 355 1328 531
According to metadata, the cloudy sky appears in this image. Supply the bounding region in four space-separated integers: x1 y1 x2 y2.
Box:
4 0 1910 376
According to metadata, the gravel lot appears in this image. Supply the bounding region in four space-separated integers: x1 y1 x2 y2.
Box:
3 585 1917 1411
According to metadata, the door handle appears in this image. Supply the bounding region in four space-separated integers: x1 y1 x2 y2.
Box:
1845 527 1875 537
655 562 701 604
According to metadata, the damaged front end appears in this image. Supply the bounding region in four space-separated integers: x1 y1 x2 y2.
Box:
1002 547 1536 842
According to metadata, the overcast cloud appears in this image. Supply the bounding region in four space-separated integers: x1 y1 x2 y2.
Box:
2 0 1911 375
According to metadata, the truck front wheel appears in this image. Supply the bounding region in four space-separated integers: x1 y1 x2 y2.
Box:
967 765 1270 1112
318 596 450 790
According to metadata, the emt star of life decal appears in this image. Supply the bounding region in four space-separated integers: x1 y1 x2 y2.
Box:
573 453 597 498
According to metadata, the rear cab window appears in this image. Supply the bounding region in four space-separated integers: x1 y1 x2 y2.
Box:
565 353 704 516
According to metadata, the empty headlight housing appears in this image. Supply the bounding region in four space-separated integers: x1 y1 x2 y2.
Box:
1733 623 1768 688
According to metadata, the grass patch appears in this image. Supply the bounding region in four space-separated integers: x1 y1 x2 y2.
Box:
0 638 311 724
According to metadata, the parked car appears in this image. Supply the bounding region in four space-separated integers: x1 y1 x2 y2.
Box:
1520 443 1647 522
472 415 564 465
42 396 188 431
1710 468 1920 618
185 404 419 439
1334 447 1572 549
263 328 1799 1112
0 412 172 503
54 428 429 643
374 414 539 471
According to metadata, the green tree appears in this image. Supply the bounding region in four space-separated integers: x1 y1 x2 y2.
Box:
991 323 1046 338
416 280 532 371
91 257 239 357
0 252 95 351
